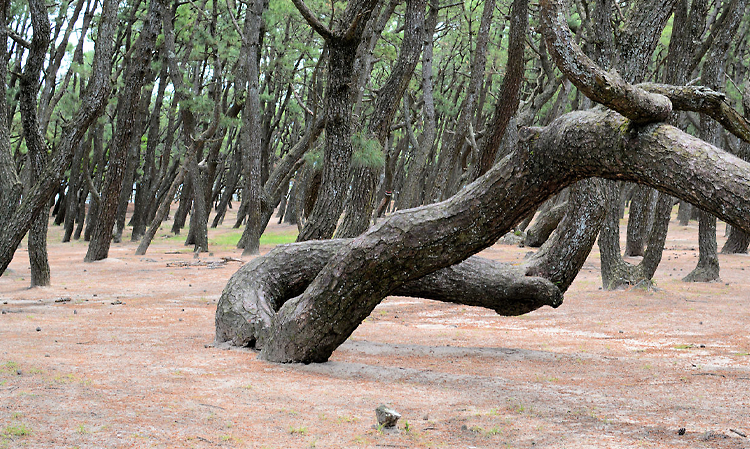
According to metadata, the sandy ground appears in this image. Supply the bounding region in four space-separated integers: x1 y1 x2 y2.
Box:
1 207 749 449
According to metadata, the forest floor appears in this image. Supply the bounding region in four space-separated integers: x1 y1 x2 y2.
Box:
1 206 749 449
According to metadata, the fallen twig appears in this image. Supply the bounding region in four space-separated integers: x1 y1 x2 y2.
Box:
730 429 747 438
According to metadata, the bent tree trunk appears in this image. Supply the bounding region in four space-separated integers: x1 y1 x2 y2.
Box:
216 240 563 348
217 108 750 363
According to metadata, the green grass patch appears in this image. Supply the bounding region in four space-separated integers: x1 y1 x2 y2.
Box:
209 230 243 247
3 424 32 437
0 361 19 374
289 425 307 435
209 229 298 248
260 230 298 245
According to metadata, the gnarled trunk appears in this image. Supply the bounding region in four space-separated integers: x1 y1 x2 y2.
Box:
217 107 750 363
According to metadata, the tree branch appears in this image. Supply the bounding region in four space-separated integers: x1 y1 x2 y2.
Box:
7 28 31 48
290 0 335 40
256 107 750 363
540 0 672 123
639 83 750 144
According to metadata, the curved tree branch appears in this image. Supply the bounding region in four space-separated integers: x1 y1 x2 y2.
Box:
540 0 672 123
638 83 750 144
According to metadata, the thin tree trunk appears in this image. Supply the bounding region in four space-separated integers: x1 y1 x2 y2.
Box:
19 0 52 286
677 201 692 225
334 0 427 238
429 0 494 202
85 0 161 262
237 0 269 255
0 0 118 277
294 0 380 241
136 169 184 255
624 185 654 257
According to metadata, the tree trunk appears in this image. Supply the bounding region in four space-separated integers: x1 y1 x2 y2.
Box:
429 0 494 202
682 0 746 281
295 0 379 241
84 125 106 241
18 0 52 287
722 225 750 254
218 107 750 363
84 0 161 262
216 240 563 348
624 185 655 257
211 144 242 228
469 0 527 180
135 169 184 255
683 209 720 282
334 0 427 238
237 0 269 256
524 201 567 248
63 138 88 242
0 0 118 276
132 62 168 241
677 201 692 225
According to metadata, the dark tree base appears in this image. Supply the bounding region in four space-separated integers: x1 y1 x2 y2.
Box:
682 266 720 283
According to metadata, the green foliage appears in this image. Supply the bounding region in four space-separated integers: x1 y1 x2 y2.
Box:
303 147 323 169
351 132 384 169
2 424 32 437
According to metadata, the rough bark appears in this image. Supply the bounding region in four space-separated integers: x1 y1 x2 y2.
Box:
85 0 161 262
523 179 605 290
295 0 380 241
682 0 747 282
722 225 750 254
541 0 673 123
0 5 21 227
237 0 269 256
221 105 750 363
216 240 563 348
524 201 567 248
19 0 52 287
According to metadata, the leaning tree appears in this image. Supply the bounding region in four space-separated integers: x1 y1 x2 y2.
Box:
216 0 750 363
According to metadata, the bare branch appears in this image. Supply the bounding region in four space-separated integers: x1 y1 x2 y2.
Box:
639 83 750 144
7 28 31 48
290 0 334 40
540 0 672 124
